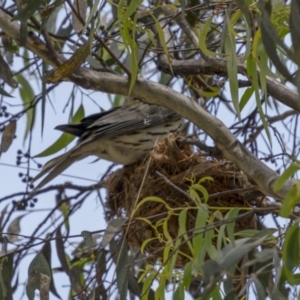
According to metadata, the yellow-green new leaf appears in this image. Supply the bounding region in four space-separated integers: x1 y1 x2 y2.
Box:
198 16 217 57
274 163 300 191
116 0 143 25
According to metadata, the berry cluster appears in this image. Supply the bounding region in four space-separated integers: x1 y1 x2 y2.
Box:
0 105 9 118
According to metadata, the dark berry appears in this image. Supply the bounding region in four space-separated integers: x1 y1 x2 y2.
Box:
17 150 22 155
37 163 42 168
21 178 27 183
33 198 38 203
24 153 30 158
0 113 3 117
29 184 34 189
4 112 9 118
1 106 6 111
30 203 34 208
18 172 23 177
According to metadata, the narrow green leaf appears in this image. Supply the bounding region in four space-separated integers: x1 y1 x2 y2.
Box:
152 14 172 73
162 219 172 276
282 223 300 284
280 184 300 218
0 53 17 88
220 235 269 270
210 285 222 300
193 206 208 273
205 227 217 260
250 54 272 143
12 0 44 21
251 274 266 300
41 63 47 136
193 183 209 203
55 227 70 275
155 275 166 300
290 0 300 66
274 163 300 191
169 235 181 280
173 283 184 300
116 236 129 300
15 74 35 142
193 207 208 257
225 208 239 246
26 252 51 299
201 260 223 298
60 202 70 231
42 238 61 300
179 209 193 254
259 3 294 81
119 17 139 94
0 254 14 300
34 104 85 157
183 262 192 289
256 38 278 78
116 0 143 25
198 17 217 57
234 229 259 238
239 86 254 112
217 213 226 251
129 14 139 94
242 15 251 62
141 272 156 300
224 15 239 118
81 0 100 35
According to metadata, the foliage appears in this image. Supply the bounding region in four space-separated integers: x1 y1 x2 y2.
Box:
0 0 299 299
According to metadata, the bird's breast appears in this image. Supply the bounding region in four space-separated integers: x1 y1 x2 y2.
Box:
92 120 182 165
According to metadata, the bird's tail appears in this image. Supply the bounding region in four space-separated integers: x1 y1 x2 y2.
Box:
31 152 80 195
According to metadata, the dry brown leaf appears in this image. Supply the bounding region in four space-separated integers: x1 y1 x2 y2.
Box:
1 120 16 154
44 43 90 83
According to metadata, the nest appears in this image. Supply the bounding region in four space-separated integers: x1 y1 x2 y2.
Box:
104 135 264 267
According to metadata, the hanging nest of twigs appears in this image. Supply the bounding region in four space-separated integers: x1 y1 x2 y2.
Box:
104 134 265 267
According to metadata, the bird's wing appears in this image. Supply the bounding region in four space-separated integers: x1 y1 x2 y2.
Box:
55 107 120 136
56 103 180 141
80 104 180 142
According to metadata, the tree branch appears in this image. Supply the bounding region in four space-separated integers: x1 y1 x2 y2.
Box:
159 7 300 112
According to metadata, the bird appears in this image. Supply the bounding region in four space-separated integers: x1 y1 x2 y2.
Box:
31 102 182 192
